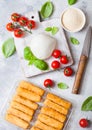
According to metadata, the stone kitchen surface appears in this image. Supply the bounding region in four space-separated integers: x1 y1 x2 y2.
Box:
0 0 92 130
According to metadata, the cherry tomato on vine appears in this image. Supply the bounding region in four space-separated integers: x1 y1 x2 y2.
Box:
52 49 62 58
44 79 54 88
19 16 28 26
27 20 36 29
14 29 24 38
79 118 89 128
51 60 60 69
11 13 20 22
60 55 68 64
64 67 73 76
6 22 15 31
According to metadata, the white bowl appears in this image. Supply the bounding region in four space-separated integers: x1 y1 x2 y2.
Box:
61 7 86 33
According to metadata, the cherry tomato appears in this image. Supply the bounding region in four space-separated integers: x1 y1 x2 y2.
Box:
11 13 20 22
27 20 36 29
52 49 62 58
44 79 54 88
64 67 73 76
6 22 15 31
19 16 28 26
79 118 89 128
60 55 68 64
51 60 60 69
14 29 24 38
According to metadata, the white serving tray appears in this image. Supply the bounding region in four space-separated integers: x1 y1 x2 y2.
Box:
13 11 73 77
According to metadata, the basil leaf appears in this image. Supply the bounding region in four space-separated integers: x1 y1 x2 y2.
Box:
70 37 80 45
58 82 68 89
68 0 77 5
81 96 92 111
2 38 16 58
45 27 52 31
52 27 59 35
33 59 48 70
40 1 54 19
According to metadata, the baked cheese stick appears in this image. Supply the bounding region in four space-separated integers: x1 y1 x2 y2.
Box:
13 95 38 110
19 81 45 96
44 99 68 115
17 87 41 102
37 113 63 129
47 93 71 109
7 107 32 122
5 114 29 129
35 120 60 130
41 107 66 123
11 101 34 116
30 126 42 130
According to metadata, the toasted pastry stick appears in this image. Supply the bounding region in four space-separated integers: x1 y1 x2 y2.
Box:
17 87 41 102
5 114 29 129
44 99 68 115
41 107 66 123
35 120 60 130
19 81 44 96
7 107 32 122
47 93 72 109
37 114 63 129
30 126 42 130
11 101 34 116
13 95 38 110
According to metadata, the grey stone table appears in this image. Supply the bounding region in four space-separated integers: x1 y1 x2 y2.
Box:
0 0 92 130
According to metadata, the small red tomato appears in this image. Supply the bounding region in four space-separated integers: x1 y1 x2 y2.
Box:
14 29 24 38
19 16 28 26
44 79 54 88
64 67 73 76
27 20 36 29
51 60 60 69
11 13 20 22
6 22 15 31
79 118 89 128
52 49 62 58
60 55 68 64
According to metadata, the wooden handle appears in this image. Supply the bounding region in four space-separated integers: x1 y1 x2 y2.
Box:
72 55 87 94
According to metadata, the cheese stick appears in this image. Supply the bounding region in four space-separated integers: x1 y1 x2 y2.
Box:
19 81 45 96
35 120 60 130
5 114 29 129
30 126 42 130
47 93 71 109
37 113 63 129
7 107 32 122
13 95 38 110
17 87 41 102
41 107 66 123
11 101 34 116
44 99 68 115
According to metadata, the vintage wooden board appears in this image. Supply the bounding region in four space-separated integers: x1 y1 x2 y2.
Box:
13 11 73 77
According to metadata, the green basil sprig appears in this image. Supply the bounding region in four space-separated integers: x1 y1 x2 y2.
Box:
2 38 16 58
45 26 59 35
40 1 54 19
68 0 77 5
24 47 48 70
57 82 69 89
81 96 92 111
70 37 80 45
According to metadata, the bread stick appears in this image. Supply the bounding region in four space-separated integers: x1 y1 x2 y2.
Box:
44 99 68 115
41 107 66 123
37 113 63 129
17 87 41 102
5 114 29 129
11 101 34 116
13 95 38 110
19 81 44 96
30 126 42 130
47 93 71 109
35 120 60 130
7 107 32 122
